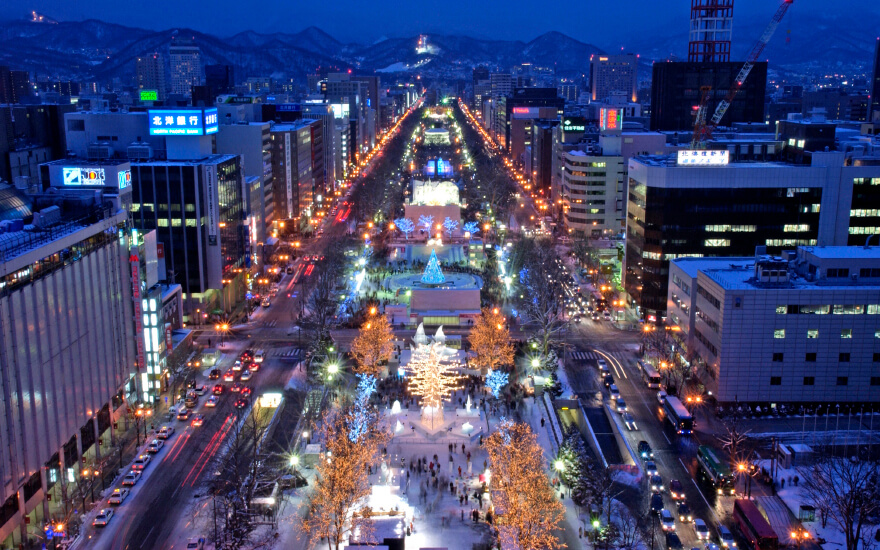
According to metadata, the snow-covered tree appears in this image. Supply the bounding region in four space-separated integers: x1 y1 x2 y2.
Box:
442 216 459 238
394 217 415 239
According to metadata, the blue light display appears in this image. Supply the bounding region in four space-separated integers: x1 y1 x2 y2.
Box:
485 369 509 399
148 108 219 136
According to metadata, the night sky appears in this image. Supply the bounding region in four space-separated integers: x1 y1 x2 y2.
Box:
1 0 871 46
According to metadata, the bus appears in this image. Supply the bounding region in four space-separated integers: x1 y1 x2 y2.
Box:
697 445 736 495
662 396 694 434
591 290 607 312
733 499 778 550
638 361 663 389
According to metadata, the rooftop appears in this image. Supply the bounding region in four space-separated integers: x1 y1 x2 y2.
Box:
800 245 880 260
671 256 754 279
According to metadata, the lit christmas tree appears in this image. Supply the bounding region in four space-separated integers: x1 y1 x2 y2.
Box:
463 221 479 236
421 249 446 285
405 343 462 428
485 369 509 399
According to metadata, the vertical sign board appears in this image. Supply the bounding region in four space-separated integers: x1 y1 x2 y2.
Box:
204 165 218 246
284 133 293 219
130 250 145 371
599 108 622 132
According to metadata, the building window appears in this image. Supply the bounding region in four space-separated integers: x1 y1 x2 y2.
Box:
805 352 817 362
836 376 848 386
807 329 819 339
774 329 785 339
826 268 849 278
704 239 731 247
839 353 851 362
871 377 880 386
803 376 815 386
841 329 852 339
874 353 880 362
770 376 782 386
776 305 787 314
772 353 784 362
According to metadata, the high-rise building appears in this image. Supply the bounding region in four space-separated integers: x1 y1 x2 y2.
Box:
205 64 234 95
624 150 880 321
270 121 317 222
490 72 513 99
302 102 338 190
504 88 564 164
872 38 880 121
472 66 489 91
0 170 136 547
136 53 166 101
668 247 880 404
650 61 767 131
688 0 734 63
0 66 12 103
169 41 201 98
10 70 31 103
0 103 74 184
590 54 638 102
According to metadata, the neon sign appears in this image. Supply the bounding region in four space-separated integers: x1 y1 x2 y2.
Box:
599 108 622 132
148 108 219 136
62 167 106 186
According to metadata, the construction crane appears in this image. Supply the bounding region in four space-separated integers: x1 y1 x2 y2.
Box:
691 0 795 148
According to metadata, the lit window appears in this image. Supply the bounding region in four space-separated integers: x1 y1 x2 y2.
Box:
774 329 785 339
150 299 157 312
704 239 730 247
807 329 819 339
776 305 787 314
150 313 158 326
841 329 852 339
142 314 149 327
797 139 805 148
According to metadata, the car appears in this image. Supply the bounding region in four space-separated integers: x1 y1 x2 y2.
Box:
177 408 190 421
107 488 129 505
93 509 114 527
254 350 265 363
677 502 693 523
233 360 243 371
206 395 220 407
597 359 610 374
694 519 710 541
615 398 628 413
157 425 175 440
645 460 659 476
651 493 664 514
240 350 254 362
623 412 638 430
670 479 685 500
231 381 242 392
651 474 664 493
224 370 235 382
718 526 737 548
184 392 199 408
603 374 614 388
192 384 206 396
705 543 721 550
122 470 141 486
658 390 668 403
638 441 654 459
666 532 683 550
186 378 197 389
241 387 253 398
661 509 676 532
248 361 260 372
604 312 612 321
286 267 294 274
213 384 224 395
592 314 600 322
186 538 206 550
234 398 249 409
191 414 205 427
261 298 271 308
208 368 221 380
132 454 151 470
608 384 621 400
240 370 252 381
147 439 164 453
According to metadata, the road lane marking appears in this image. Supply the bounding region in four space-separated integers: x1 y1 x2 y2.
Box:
663 432 671 444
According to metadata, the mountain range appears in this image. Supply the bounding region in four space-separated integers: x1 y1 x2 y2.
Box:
0 15 874 85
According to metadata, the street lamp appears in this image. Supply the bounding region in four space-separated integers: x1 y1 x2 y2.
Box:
791 528 810 550
289 455 300 479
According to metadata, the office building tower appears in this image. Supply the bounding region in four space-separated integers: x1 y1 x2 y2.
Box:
688 0 734 63
0 170 135 548
558 83 579 102
324 74 367 157
590 54 638 102
650 61 767 131
473 66 489 91
504 88 564 164
668 247 880 404
136 53 167 102
0 103 74 184
205 64 234 95
490 72 513 98
302 102 337 191
6 70 31 103
352 75 381 136
0 66 13 103
625 150 880 322
270 121 316 222
169 41 201 97
872 38 880 121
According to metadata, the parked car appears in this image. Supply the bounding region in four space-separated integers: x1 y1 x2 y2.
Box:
93 509 114 527
122 471 141 486
157 425 175 440
623 412 638 430
107 488 129 505
147 439 164 453
677 502 693 523
638 441 654 459
661 509 676 532
694 519 710 541
132 454 151 471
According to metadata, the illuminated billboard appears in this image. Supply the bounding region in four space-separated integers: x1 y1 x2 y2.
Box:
139 90 158 101
148 108 219 136
677 150 730 166
118 170 132 189
511 106 541 119
599 108 622 132
425 158 453 178
562 117 587 133
62 167 105 186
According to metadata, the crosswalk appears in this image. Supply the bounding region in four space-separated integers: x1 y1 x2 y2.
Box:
273 349 303 359
571 351 599 361
258 319 279 328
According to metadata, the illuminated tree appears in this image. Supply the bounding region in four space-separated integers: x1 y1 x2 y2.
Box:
405 344 462 428
301 406 388 550
468 307 515 372
463 221 479 236
485 369 509 399
442 216 459 238
394 217 414 239
421 249 446 285
349 374 377 443
350 313 394 377
485 420 566 550
418 214 434 232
